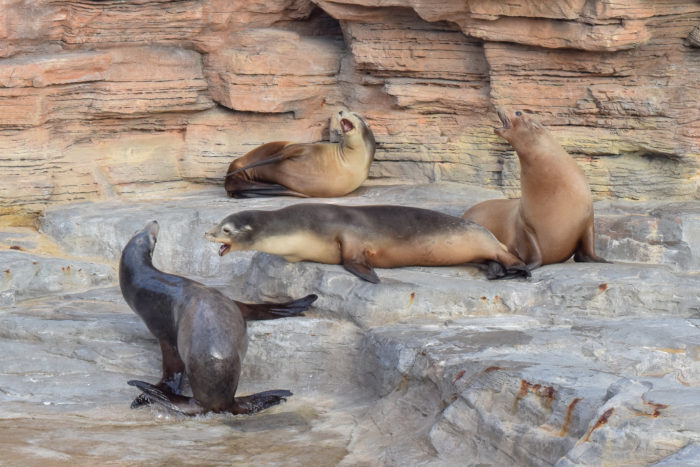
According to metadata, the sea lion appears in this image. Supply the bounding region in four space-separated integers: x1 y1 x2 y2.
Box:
224 110 376 198
205 204 530 283
462 110 609 268
119 220 317 415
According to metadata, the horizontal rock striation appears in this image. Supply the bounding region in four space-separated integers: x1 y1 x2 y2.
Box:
0 0 698 225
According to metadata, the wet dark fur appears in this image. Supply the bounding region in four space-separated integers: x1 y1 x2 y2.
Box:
119 221 316 415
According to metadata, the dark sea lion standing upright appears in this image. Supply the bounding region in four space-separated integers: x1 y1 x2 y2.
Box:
224 109 376 198
462 111 609 268
119 220 317 415
205 204 530 283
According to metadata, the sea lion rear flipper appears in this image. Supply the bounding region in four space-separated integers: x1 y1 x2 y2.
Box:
484 261 531 280
232 389 293 415
226 179 308 199
236 294 318 320
128 380 205 416
574 222 611 263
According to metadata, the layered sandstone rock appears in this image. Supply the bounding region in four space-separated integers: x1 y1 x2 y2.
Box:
1 0 699 226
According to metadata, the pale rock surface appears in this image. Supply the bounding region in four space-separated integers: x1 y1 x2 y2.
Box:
1 184 698 465
1 0 699 464
1 0 699 225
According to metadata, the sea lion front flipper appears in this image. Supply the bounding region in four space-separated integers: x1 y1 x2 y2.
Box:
342 259 380 283
339 238 380 282
225 143 309 178
131 341 187 408
128 380 205 416
130 372 184 408
232 389 293 415
236 294 318 320
513 220 542 269
574 222 611 263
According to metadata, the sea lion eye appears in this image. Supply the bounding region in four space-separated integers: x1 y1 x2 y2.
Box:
515 111 522 116
222 226 232 234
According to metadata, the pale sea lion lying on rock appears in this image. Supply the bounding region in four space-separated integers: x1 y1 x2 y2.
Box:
224 110 375 198
120 220 317 415
462 110 609 269
206 203 530 283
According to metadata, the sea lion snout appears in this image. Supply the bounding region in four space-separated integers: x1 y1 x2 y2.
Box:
204 232 231 256
341 119 355 132
497 110 511 129
205 221 249 257
147 220 159 237
495 110 512 138
340 114 356 133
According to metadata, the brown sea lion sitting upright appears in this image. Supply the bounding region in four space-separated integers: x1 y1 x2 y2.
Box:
205 204 530 283
462 110 609 269
224 110 376 198
120 220 317 415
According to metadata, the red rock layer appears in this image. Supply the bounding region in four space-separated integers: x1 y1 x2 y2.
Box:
1 0 698 224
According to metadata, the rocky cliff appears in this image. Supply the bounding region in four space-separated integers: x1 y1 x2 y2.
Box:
1 3 700 464
1 0 699 225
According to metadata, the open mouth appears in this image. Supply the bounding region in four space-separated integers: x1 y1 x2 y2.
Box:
218 243 231 257
497 110 511 130
340 118 355 133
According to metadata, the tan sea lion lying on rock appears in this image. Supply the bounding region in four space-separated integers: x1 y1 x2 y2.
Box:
224 110 375 198
462 110 609 269
206 203 530 283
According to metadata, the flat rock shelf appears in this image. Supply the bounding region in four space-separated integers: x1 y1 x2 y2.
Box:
1 183 699 466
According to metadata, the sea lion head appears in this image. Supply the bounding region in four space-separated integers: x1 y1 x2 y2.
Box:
205 212 257 257
125 220 159 261
494 110 546 148
338 110 376 156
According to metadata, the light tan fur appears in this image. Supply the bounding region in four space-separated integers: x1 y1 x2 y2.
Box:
252 232 341 264
462 111 607 268
224 110 375 198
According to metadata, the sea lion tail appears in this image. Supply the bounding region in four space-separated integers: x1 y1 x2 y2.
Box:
233 389 293 415
237 294 318 321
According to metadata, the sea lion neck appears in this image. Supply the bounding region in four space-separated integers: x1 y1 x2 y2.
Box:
121 233 157 275
339 125 375 164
